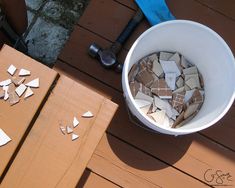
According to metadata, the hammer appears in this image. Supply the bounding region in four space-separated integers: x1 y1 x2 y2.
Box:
88 9 144 73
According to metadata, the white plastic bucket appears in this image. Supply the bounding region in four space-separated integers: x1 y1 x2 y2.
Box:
122 20 235 136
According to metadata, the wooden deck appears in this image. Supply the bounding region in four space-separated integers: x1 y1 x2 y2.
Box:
53 0 235 187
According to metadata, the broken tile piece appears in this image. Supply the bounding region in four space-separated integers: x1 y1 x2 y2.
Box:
184 103 200 119
173 86 185 94
183 66 198 75
169 53 181 70
128 63 139 82
181 56 191 68
72 133 79 141
148 53 158 62
7 64 17 76
0 128 11 146
176 76 184 88
149 110 166 125
24 87 34 99
25 78 39 88
135 68 154 87
0 79 12 86
82 111 93 118
135 91 153 103
19 68 31 76
66 126 73 134
172 92 185 113
60 126 66 135
3 86 9 100
152 59 164 77
185 74 201 89
135 99 151 108
184 89 196 103
73 117 79 128
159 60 181 77
165 72 176 90
140 104 151 114
12 77 26 86
189 89 204 104
15 84 27 97
172 111 185 128
129 81 140 97
159 51 173 60
154 96 174 118
9 92 20 105
151 79 172 99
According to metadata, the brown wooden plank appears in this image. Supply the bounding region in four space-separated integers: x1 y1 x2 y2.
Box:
0 45 58 179
78 0 135 42
77 169 120 188
58 26 126 91
1 75 118 188
201 106 235 151
88 134 207 188
114 0 137 10
54 61 235 187
167 0 235 54
196 0 235 20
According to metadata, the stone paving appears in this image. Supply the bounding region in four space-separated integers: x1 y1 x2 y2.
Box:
24 0 88 66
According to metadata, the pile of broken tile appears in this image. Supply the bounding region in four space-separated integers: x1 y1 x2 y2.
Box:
59 111 94 141
129 51 204 128
0 64 39 105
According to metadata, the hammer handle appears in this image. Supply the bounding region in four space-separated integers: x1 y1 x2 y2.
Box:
111 9 144 54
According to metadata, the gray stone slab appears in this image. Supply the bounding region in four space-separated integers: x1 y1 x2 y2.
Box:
26 17 69 64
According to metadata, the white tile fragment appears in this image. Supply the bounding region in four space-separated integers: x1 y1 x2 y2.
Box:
154 96 175 118
183 66 198 75
15 84 27 97
19 68 31 76
7 64 17 76
72 133 79 141
165 72 176 90
66 126 73 134
140 104 151 114
148 53 158 62
25 78 39 88
24 87 34 99
149 110 166 125
60 126 66 135
82 111 93 118
73 117 79 128
169 53 181 68
173 86 185 94
0 128 11 146
184 89 196 103
159 60 181 77
152 60 164 77
3 86 9 100
0 79 12 86
176 77 184 88
185 75 201 89
135 91 153 102
159 52 173 60
135 99 151 108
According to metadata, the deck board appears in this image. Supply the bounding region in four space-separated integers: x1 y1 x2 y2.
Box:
56 0 235 187
55 61 235 186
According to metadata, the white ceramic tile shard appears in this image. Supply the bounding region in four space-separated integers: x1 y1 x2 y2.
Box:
148 53 158 62
7 64 17 76
135 99 151 108
60 126 66 135
152 60 164 77
0 79 12 86
159 60 181 77
82 111 93 118
135 91 153 103
3 85 9 100
154 96 175 118
185 75 201 89
24 87 34 99
184 89 196 103
66 126 73 134
176 77 184 88
12 77 26 86
159 52 173 60
140 104 151 114
169 53 181 68
15 84 27 97
149 110 166 125
72 133 79 141
73 117 79 128
0 128 11 146
19 68 31 76
183 66 198 75
25 78 39 88
165 72 176 90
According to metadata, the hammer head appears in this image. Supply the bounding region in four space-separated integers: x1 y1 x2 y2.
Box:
88 43 122 73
